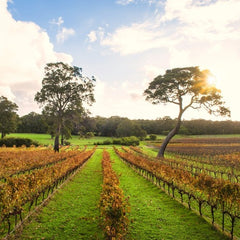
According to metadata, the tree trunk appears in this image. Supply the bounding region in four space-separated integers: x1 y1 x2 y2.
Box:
157 112 182 158
54 124 61 152
54 135 59 152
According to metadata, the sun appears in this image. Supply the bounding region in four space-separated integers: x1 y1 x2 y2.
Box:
207 76 217 85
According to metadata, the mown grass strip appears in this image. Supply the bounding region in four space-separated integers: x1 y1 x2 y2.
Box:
13 149 104 240
109 148 228 240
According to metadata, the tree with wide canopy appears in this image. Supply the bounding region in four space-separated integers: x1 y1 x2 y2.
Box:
144 66 230 157
35 62 95 152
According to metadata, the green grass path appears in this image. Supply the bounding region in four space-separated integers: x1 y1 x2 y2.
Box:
16 149 104 240
109 149 228 240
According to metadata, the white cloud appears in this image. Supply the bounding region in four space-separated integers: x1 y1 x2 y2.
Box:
0 0 73 115
91 78 162 119
162 0 240 41
56 27 75 43
102 0 240 55
101 21 175 55
50 16 64 27
97 0 240 120
87 27 105 44
88 31 97 43
116 0 135 5
50 16 75 43
116 0 157 5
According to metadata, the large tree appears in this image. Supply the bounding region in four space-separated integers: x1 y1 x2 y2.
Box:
144 66 230 157
35 62 95 152
0 96 18 138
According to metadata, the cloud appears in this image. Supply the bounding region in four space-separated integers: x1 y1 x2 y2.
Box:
97 0 240 120
56 27 75 43
101 21 175 55
162 0 240 41
116 0 135 5
87 31 97 43
101 0 240 55
50 16 64 27
87 27 105 44
50 16 75 43
91 78 162 119
0 0 73 115
116 0 157 5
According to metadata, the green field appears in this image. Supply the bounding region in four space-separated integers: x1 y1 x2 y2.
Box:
8 133 113 146
9 132 240 147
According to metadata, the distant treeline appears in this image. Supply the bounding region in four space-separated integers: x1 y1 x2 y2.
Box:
16 112 240 137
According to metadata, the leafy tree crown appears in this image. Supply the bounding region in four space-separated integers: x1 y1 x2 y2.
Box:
35 62 95 116
144 66 230 117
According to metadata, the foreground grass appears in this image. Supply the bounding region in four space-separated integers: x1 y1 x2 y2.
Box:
14 149 104 240
109 148 228 240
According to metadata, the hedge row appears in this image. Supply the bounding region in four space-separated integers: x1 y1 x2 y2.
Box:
0 137 39 147
95 136 140 146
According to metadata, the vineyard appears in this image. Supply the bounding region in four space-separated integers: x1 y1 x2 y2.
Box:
143 137 240 238
0 146 95 237
0 137 239 239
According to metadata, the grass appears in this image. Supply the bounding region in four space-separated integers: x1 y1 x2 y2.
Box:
14 149 104 240
8 133 112 146
8 133 240 148
109 148 228 240
4 147 233 239
143 146 240 238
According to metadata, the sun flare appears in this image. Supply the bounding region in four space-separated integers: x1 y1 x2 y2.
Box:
207 75 217 86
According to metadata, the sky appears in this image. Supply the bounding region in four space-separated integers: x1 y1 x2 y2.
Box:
0 0 240 121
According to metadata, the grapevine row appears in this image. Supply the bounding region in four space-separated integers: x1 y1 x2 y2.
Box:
0 146 86 179
0 147 95 235
129 146 240 183
99 149 130 240
115 147 240 239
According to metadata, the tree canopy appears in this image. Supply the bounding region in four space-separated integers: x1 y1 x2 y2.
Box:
35 62 95 151
144 66 230 157
0 96 18 138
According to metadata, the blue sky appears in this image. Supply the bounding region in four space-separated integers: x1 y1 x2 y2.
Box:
1 0 240 120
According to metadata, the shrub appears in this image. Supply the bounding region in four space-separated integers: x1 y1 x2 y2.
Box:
112 138 122 145
0 137 39 147
149 134 157 141
120 136 139 146
63 140 71 145
94 136 140 146
85 132 95 138
103 140 112 145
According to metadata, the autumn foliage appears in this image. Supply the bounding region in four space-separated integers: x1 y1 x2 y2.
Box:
115 146 240 239
99 149 130 240
0 146 95 235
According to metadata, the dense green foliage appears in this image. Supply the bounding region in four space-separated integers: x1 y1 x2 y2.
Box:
0 96 18 138
16 114 240 137
35 62 95 152
0 137 38 147
17 112 47 133
95 136 140 146
116 119 147 138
